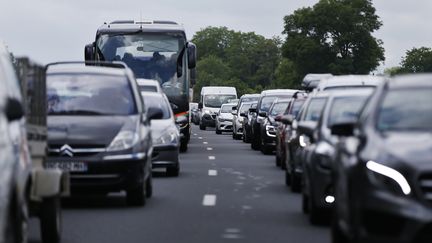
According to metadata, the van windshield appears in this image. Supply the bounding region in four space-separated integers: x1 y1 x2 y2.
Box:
204 94 237 108
47 74 137 116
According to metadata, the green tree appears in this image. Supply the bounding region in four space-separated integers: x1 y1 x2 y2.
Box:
282 0 385 81
400 47 432 73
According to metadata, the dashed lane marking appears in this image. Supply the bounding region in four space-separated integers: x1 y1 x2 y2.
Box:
208 156 216 160
202 194 217 206
207 147 213 151
208 170 218 176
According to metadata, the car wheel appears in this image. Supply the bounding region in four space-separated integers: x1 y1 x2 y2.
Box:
285 170 291 187
199 123 206 130
251 137 260 150
308 192 325 225
5 194 28 243
302 193 309 214
261 144 272 155
215 128 222 134
146 175 153 198
332 216 350 243
290 172 301 193
167 165 180 177
40 196 62 243
126 178 146 206
179 141 188 152
275 153 281 167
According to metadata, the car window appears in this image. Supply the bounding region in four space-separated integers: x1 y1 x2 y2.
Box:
204 94 237 108
142 95 172 119
304 98 327 121
240 103 252 113
377 88 432 131
270 102 289 116
47 74 137 116
328 96 369 127
139 85 158 92
291 99 305 117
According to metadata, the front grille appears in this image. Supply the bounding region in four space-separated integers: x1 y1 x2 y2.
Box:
418 173 432 204
48 144 106 157
211 114 216 119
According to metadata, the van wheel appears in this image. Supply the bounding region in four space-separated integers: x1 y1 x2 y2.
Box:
127 179 146 206
40 196 62 243
199 123 206 130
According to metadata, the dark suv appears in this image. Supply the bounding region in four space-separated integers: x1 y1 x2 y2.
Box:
46 62 160 206
331 74 432 243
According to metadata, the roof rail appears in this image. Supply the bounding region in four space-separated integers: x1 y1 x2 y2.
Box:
153 20 178 25
110 20 134 24
45 61 129 70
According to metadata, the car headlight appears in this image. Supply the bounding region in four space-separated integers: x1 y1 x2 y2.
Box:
153 129 179 145
266 125 276 137
299 135 311 147
107 130 139 151
366 160 411 195
204 109 211 115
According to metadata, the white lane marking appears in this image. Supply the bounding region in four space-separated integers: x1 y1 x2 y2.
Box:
226 228 241 233
222 228 243 239
193 133 197 136
198 137 203 140
207 147 213 151
203 141 208 144
208 156 215 160
208 170 218 176
202 194 217 206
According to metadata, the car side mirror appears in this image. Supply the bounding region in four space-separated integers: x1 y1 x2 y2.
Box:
190 68 196 86
232 106 237 111
84 43 95 61
5 98 24 122
187 42 197 69
198 103 203 109
274 115 283 122
249 107 256 113
281 114 294 125
330 122 355 137
240 112 246 117
147 107 164 120
258 111 267 117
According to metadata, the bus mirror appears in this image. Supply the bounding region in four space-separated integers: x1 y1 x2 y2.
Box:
187 42 197 69
198 103 203 109
84 43 95 61
190 68 196 86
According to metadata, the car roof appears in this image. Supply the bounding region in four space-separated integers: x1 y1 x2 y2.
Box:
325 89 374 98
222 102 237 107
389 74 432 88
137 78 160 86
317 75 384 90
46 63 128 76
97 20 186 35
260 89 299 96
241 93 260 98
273 98 291 103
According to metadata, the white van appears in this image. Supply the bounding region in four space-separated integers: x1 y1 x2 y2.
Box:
198 86 237 130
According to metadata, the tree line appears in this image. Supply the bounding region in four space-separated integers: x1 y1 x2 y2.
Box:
191 0 431 100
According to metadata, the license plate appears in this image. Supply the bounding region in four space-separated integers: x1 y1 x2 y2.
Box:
45 162 88 172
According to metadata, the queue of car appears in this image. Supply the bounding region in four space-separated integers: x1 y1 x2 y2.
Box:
206 72 431 243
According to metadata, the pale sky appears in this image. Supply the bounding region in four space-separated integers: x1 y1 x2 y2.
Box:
1 0 431 72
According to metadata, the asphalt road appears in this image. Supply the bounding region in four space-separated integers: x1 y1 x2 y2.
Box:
29 125 330 243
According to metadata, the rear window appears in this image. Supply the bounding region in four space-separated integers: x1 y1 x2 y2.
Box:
304 98 327 121
221 104 235 113
142 94 172 119
270 102 289 116
139 85 158 92
240 103 252 113
328 96 369 127
47 74 137 116
377 88 432 131
289 99 305 117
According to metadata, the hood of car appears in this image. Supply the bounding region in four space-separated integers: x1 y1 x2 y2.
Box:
48 115 139 147
382 132 432 170
150 118 177 138
219 113 233 119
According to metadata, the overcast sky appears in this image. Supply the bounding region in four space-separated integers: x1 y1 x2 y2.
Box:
1 0 431 72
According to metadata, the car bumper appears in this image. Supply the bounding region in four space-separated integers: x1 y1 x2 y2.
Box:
152 144 179 168
201 114 216 127
349 170 432 242
46 153 148 194
217 121 233 131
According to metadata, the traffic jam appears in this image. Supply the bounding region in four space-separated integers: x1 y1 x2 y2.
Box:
1 13 432 243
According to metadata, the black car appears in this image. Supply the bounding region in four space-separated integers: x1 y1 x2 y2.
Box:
283 93 329 192
46 62 160 206
259 98 290 154
302 89 373 225
331 74 432 243
241 102 258 143
251 89 298 150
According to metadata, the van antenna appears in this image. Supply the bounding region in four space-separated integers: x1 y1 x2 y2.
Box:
140 11 143 30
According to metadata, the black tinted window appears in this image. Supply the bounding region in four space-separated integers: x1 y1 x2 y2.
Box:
328 96 369 127
377 88 432 131
304 98 327 121
47 74 137 116
142 95 171 119
270 102 289 116
291 100 305 117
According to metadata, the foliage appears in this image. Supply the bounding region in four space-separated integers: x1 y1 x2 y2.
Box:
282 0 385 80
384 47 432 76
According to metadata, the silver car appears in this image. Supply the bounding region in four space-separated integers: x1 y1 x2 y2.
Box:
142 92 181 176
215 103 236 134
232 102 254 139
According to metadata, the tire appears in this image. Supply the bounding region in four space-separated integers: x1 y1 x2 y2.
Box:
166 165 180 177
308 192 324 225
232 132 236 139
40 197 62 243
261 144 272 155
179 141 188 152
285 170 291 187
146 176 153 198
290 172 301 193
332 216 350 243
251 137 260 150
302 193 309 214
275 154 281 167
199 123 206 130
127 179 146 206
215 128 222 134
5 194 28 243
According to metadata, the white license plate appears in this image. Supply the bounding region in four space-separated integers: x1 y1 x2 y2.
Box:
45 162 88 172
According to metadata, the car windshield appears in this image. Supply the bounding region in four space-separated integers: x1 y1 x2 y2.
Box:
304 98 327 121
221 104 235 113
96 32 187 97
241 96 259 103
270 102 289 116
139 85 158 92
328 96 369 127
377 88 432 131
47 74 137 116
240 103 252 113
204 94 237 108
142 94 172 119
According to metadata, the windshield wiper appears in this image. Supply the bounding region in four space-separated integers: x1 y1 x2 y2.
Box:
48 110 106 116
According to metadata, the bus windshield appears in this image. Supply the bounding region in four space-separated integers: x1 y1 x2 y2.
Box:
96 32 187 97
